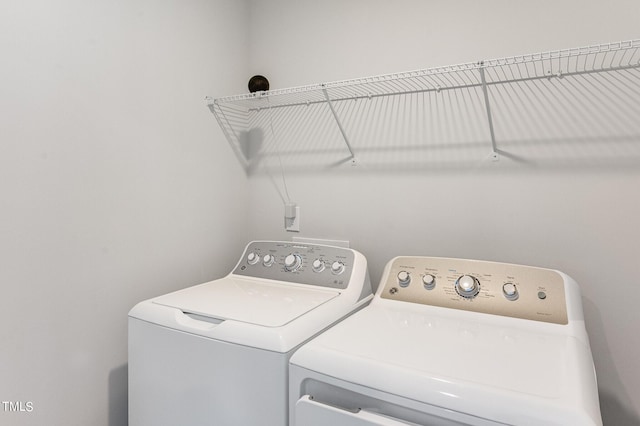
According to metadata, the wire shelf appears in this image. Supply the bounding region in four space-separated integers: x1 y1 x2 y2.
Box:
207 39 640 172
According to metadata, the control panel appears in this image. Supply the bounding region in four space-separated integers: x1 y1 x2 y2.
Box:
380 257 568 324
232 241 355 290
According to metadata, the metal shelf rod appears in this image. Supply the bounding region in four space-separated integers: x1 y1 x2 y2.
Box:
246 83 481 112
209 101 250 168
321 86 356 162
478 65 499 159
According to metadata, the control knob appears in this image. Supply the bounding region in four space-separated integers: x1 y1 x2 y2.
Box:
312 259 325 273
502 282 519 301
247 252 259 265
262 254 275 267
284 254 303 272
331 261 345 275
422 274 436 290
397 271 411 287
455 275 480 298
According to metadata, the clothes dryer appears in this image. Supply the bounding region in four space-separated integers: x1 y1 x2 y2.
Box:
129 240 372 426
290 256 602 425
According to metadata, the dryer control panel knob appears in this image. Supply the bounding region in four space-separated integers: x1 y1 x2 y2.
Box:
284 254 303 272
455 275 480 298
503 282 519 301
422 274 436 290
397 271 411 287
379 256 569 325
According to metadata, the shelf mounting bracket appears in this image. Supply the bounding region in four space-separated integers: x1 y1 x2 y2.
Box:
322 85 357 164
478 64 499 161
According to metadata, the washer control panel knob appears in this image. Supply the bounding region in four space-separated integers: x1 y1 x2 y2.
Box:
284 254 303 272
312 259 325 273
422 274 436 290
246 252 259 265
455 275 480 298
262 254 275 267
233 242 362 291
331 261 345 275
397 271 411 287
503 282 519 301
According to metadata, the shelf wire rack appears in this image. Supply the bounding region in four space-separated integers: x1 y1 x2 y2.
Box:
207 39 640 172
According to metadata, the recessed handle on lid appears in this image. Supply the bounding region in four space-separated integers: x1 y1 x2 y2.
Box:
175 310 224 330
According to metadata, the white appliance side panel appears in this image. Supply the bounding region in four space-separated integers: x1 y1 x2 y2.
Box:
128 317 288 426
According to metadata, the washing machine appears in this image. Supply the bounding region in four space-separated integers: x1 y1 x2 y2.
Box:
128 240 372 426
289 256 602 426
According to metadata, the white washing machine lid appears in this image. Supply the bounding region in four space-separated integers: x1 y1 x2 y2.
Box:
152 277 340 327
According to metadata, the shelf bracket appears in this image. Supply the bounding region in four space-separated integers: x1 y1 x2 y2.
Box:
478 64 499 161
321 85 357 164
207 97 250 169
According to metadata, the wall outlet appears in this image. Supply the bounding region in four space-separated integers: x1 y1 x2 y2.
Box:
285 205 300 232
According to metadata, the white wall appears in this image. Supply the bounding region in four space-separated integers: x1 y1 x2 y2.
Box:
246 1 640 425
0 1 249 425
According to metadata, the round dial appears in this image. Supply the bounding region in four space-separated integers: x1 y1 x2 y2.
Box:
284 254 302 272
455 275 480 298
262 254 275 267
331 261 345 275
422 274 436 289
397 271 411 287
502 283 519 301
312 259 325 273
247 252 259 265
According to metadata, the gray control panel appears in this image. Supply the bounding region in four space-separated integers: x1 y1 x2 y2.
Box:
232 241 355 290
381 256 568 324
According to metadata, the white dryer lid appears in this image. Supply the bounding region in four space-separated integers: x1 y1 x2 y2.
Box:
152 277 340 327
290 303 600 425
